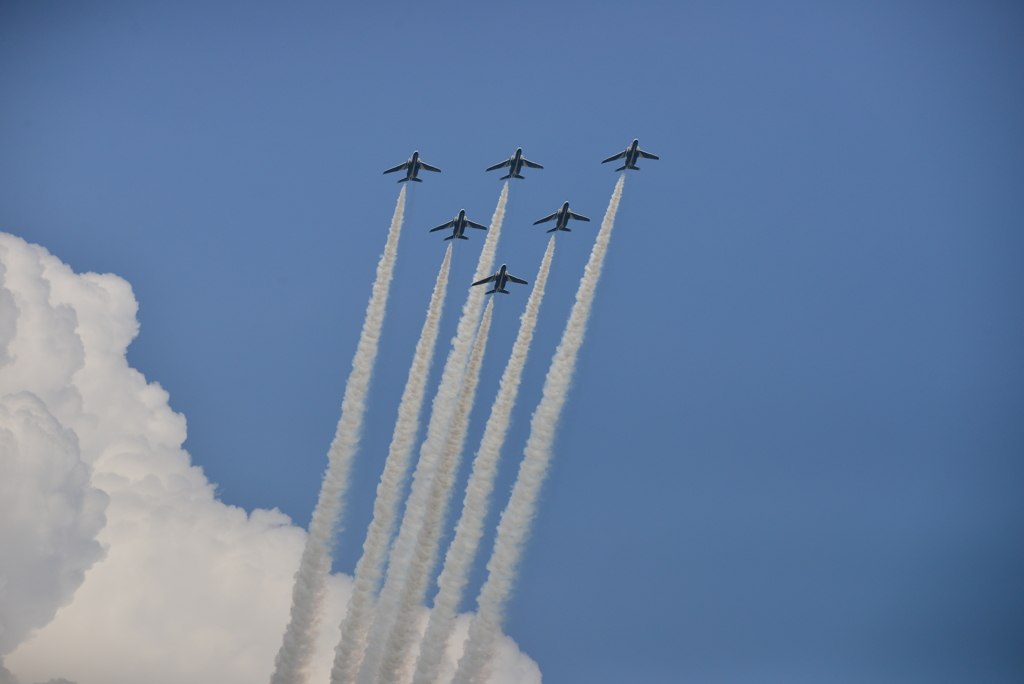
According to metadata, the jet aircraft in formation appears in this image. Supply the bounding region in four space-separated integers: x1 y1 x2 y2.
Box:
485 148 544 180
383 150 442 183
383 139 657 294
430 209 488 241
533 202 591 233
472 264 528 295
602 139 659 172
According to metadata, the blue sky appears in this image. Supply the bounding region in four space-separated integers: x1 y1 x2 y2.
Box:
1 1 1022 682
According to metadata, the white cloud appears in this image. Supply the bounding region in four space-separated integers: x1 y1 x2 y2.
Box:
0 392 107 658
0 233 540 684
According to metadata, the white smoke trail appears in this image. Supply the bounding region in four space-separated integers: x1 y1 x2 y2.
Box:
451 175 626 684
412 236 556 684
376 297 496 684
270 187 408 684
330 244 454 684
356 184 508 684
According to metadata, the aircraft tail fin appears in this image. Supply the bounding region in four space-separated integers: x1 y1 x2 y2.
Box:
546 226 571 234
399 177 424 183
499 173 512 180
485 287 509 295
444 234 469 241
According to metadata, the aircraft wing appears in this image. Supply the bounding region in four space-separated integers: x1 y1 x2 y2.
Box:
429 220 455 232
472 275 496 286
466 220 488 230
417 161 442 173
522 158 544 169
485 159 511 171
533 212 558 225
383 161 410 174
568 212 590 222
601 150 627 163
507 274 528 285
637 150 659 160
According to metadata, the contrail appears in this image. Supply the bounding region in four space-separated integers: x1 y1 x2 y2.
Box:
330 244 453 684
376 297 496 684
451 175 626 684
355 183 508 684
271 186 407 684
412 236 556 684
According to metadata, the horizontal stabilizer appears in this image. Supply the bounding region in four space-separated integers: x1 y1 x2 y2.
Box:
486 287 510 295
399 177 424 182
444 234 470 241
546 226 571 233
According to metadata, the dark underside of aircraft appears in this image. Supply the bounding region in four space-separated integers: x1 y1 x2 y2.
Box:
472 264 528 294
383 150 441 182
533 201 590 233
602 139 659 172
486 147 543 180
430 209 488 241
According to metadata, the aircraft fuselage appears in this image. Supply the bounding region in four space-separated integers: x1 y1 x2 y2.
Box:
553 202 572 230
508 148 524 176
624 140 640 168
492 264 510 291
445 210 469 239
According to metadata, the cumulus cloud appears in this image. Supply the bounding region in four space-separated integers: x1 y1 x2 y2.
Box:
0 392 107 657
0 233 540 684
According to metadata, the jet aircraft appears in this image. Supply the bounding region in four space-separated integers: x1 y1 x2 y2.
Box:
430 209 488 241
485 147 544 180
383 150 441 183
601 139 659 171
533 202 590 233
472 264 528 294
